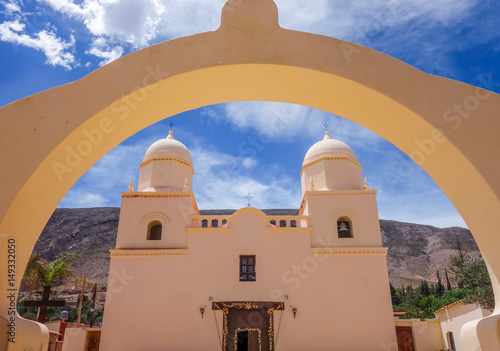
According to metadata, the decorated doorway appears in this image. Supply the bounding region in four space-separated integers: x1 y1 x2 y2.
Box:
213 301 284 351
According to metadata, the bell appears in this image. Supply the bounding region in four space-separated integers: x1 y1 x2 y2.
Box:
338 221 350 237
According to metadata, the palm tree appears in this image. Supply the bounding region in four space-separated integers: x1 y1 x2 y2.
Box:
38 252 79 287
24 252 79 289
24 254 44 297
22 252 80 322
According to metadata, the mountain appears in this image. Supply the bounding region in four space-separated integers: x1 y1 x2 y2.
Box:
29 207 480 288
380 220 480 287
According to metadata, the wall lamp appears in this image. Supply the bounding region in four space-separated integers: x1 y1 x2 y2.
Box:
292 307 297 319
200 306 205 318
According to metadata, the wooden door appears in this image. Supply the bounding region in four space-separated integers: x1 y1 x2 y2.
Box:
213 301 284 351
396 327 415 351
84 330 101 351
227 308 268 351
248 330 260 351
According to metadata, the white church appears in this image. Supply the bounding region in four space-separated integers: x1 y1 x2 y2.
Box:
100 129 397 350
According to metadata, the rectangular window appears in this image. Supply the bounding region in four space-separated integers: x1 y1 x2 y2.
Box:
240 255 256 282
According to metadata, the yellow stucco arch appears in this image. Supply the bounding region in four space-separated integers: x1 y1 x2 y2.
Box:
1 0 499 349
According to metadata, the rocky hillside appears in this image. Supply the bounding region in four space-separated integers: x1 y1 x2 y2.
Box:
380 220 480 287
29 208 480 288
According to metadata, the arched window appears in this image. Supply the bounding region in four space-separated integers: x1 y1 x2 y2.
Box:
147 221 162 240
279 220 287 227
202 219 208 228
447 332 456 351
290 220 297 228
222 219 227 226
270 220 276 226
337 217 353 238
212 219 219 228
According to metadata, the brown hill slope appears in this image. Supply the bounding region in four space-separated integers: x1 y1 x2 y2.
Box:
29 208 480 287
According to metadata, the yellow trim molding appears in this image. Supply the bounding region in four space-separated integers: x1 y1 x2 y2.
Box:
305 189 378 197
267 227 312 232
301 157 361 176
186 228 231 233
122 191 193 199
310 247 388 256
110 249 189 257
140 156 193 169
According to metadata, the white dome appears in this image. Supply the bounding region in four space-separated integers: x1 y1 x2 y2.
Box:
303 132 357 165
143 131 192 163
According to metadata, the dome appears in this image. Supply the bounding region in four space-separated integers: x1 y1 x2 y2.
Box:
143 131 192 163
303 132 357 165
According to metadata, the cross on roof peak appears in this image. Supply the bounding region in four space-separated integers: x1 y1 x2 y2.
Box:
244 193 254 207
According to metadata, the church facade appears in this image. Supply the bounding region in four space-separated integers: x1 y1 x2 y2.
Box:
100 130 397 350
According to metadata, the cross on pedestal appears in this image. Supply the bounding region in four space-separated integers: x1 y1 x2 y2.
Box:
169 122 175 129
24 286 66 323
244 193 254 207
323 123 329 131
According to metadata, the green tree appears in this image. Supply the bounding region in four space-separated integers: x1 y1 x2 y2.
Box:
390 284 401 306
455 258 494 311
419 279 431 297
449 235 469 288
398 285 406 302
20 252 80 322
444 267 452 290
406 285 415 300
35 252 79 287
435 270 445 297
68 295 92 324
23 254 45 297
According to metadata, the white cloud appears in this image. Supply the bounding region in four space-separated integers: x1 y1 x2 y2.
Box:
39 0 166 61
191 147 257 176
42 0 166 44
189 145 299 210
2 1 21 15
194 172 300 210
41 0 93 17
275 0 479 42
59 190 109 207
86 0 166 46
203 102 381 147
59 137 158 209
208 102 324 141
86 37 123 66
1 0 484 69
0 20 76 69
85 141 150 189
242 157 257 169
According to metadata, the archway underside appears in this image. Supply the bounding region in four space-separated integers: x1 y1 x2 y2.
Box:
1 20 500 351
4 63 500 281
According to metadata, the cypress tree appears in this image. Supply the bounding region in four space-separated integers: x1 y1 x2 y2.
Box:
435 270 445 296
420 279 431 297
390 284 401 306
444 267 452 290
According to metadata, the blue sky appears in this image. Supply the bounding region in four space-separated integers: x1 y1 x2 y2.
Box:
1 0 499 228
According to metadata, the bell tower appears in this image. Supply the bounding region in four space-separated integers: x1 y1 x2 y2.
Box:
115 129 198 250
299 131 382 248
